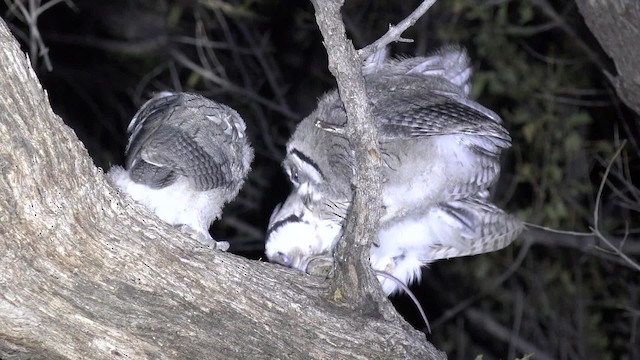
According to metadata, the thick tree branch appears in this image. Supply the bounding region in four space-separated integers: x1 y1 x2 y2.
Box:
0 18 443 359
575 0 640 114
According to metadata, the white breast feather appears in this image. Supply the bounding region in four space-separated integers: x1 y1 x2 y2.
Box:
108 165 223 236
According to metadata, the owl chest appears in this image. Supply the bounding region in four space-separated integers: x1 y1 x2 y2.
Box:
379 141 447 222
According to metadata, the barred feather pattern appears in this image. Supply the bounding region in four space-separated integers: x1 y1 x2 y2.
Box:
109 92 253 248
265 46 523 295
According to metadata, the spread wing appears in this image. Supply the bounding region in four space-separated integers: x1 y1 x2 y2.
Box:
422 197 523 261
375 89 512 198
375 90 511 150
314 81 512 158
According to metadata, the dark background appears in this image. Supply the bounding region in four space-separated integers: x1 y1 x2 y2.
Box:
3 0 638 358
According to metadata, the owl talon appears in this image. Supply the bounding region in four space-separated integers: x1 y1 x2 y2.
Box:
177 224 229 251
211 240 230 251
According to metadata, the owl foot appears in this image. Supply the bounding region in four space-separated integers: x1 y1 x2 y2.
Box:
177 225 230 251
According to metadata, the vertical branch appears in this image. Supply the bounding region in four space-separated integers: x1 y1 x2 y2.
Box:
308 0 438 313
309 0 384 308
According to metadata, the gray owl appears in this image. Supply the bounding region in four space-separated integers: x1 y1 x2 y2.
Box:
109 92 253 250
265 46 523 294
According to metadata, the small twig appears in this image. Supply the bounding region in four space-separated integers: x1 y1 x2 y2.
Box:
508 289 525 360
432 240 531 328
522 227 640 255
215 9 285 161
234 21 291 113
524 222 592 237
33 0 72 16
203 9 230 80
465 308 554 360
166 62 180 92
531 0 608 72
375 271 431 334
594 141 626 228
133 62 170 103
591 141 640 271
522 140 640 271
534 93 614 107
170 48 298 120
8 0 75 71
358 0 437 59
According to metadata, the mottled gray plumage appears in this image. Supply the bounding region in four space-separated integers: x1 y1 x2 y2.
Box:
265 46 523 294
109 92 253 250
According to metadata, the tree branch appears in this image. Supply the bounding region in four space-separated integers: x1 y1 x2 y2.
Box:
308 0 441 328
309 0 385 309
0 18 443 359
358 0 438 60
465 308 554 360
523 227 640 255
575 0 640 115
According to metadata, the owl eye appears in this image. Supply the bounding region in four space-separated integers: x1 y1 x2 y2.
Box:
291 171 300 184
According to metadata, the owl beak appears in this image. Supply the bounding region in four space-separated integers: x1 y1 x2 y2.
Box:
270 251 292 267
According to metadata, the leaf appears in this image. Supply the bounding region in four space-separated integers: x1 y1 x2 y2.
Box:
567 112 592 127
564 133 583 154
522 122 538 144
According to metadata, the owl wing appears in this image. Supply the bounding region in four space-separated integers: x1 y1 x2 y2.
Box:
125 93 232 191
421 197 523 261
375 90 511 153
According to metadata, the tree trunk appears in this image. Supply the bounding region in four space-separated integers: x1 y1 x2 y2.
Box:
575 0 640 115
0 18 443 360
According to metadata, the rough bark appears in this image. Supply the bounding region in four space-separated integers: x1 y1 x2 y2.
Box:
309 0 384 311
308 0 438 320
0 18 443 360
576 0 640 115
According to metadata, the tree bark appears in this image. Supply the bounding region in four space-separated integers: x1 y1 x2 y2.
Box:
309 0 385 311
576 0 640 115
0 18 443 360
308 0 437 319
